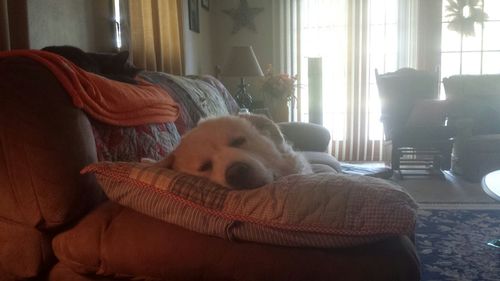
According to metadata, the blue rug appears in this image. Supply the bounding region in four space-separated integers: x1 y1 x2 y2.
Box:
417 209 500 281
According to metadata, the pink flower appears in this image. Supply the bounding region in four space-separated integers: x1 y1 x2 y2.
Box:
261 65 297 101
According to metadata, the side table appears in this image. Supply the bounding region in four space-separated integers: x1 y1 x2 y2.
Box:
481 170 500 248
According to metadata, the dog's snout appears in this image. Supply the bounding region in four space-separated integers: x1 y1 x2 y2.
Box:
225 162 262 189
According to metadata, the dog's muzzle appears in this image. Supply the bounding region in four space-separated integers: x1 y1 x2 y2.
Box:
225 162 266 189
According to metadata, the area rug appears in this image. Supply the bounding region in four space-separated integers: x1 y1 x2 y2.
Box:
417 209 500 281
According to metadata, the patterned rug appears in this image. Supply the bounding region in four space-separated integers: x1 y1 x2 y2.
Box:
417 209 500 281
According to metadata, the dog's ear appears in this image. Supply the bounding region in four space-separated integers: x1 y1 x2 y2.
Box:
240 114 286 148
157 154 175 169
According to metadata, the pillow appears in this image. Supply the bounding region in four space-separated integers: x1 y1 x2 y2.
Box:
406 99 448 127
82 162 418 248
90 119 180 162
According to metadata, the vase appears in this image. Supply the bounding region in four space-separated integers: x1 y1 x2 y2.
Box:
266 97 289 123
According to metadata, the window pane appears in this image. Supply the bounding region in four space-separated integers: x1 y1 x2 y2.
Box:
368 84 383 140
483 22 500 50
441 24 462 52
485 0 500 20
385 0 398 24
461 52 481 74
462 27 483 51
369 0 386 25
482 52 500 74
385 52 398 72
369 25 386 56
384 24 398 52
442 0 451 22
441 53 461 77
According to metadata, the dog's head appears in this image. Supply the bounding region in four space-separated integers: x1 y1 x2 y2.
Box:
157 114 300 189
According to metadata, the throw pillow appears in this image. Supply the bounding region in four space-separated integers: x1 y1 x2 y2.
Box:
82 162 418 248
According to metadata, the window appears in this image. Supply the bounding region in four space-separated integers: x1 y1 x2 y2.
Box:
366 0 400 141
298 0 348 141
297 0 417 161
441 0 500 81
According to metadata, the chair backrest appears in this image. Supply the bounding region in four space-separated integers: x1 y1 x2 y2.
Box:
443 74 500 135
375 68 440 140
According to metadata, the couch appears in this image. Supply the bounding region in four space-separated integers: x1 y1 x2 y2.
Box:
0 56 420 280
443 74 500 182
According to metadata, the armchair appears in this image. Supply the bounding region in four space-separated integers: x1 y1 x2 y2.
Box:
443 74 500 182
375 68 454 179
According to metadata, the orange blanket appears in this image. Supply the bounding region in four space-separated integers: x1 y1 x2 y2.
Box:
0 50 179 126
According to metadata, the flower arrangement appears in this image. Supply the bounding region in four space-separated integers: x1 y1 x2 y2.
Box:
261 64 297 102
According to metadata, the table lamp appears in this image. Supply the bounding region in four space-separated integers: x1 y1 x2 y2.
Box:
222 46 264 109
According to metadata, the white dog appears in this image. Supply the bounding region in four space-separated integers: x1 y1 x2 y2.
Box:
156 114 312 189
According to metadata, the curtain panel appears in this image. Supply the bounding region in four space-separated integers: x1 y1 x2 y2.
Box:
127 0 184 75
0 0 29 51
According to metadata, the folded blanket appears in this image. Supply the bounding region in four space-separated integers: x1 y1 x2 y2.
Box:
0 50 179 126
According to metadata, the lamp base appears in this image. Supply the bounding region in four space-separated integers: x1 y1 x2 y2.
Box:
234 78 253 109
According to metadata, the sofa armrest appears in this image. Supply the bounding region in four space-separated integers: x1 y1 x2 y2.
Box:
278 122 331 152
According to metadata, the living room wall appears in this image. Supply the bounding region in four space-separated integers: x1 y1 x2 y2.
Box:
182 0 215 75
181 0 275 101
26 0 114 52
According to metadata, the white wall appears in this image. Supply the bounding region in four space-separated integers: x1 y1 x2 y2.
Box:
27 0 113 52
181 0 281 102
182 0 215 75
211 0 274 100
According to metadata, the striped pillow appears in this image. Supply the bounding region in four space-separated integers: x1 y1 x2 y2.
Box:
82 162 418 248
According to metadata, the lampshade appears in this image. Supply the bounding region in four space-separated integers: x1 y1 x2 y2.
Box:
222 46 264 77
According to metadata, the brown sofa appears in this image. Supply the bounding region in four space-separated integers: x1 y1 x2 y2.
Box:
0 57 420 281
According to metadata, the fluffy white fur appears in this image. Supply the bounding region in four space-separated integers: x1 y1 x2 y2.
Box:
156 114 312 189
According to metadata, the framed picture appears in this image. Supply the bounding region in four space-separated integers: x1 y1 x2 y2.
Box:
201 0 209 10
188 0 200 33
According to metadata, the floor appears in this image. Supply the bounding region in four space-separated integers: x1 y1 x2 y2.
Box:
345 161 500 208
392 170 500 209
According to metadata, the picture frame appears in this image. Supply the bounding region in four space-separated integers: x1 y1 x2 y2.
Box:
201 0 209 10
188 0 200 33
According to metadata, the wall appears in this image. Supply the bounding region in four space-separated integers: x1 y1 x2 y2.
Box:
182 0 215 75
27 0 114 52
211 0 275 101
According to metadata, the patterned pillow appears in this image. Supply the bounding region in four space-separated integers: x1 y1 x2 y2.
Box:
82 162 418 248
91 119 180 162
140 72 237 135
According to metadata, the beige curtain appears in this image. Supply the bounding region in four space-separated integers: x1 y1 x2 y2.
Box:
128 0 184 74
0 0 29 51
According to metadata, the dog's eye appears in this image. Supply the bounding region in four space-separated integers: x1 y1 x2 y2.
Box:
199 161 213 172
230 137 246 147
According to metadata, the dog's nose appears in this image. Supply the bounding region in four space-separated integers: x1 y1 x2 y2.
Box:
225 162 261 189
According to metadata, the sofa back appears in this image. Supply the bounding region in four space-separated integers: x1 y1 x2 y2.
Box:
0 56 238 279
443 74 500 135
0 58 106 278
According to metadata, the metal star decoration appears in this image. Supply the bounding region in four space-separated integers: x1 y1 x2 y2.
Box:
223 0 264 34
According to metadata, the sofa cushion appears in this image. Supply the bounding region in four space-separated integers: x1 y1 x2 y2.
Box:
0 57 105 229
0 219 54 279
141 72 239 135
52 202 421 281
82 162 417 248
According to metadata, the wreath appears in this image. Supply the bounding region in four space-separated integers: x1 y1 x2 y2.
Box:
445 0 488 36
